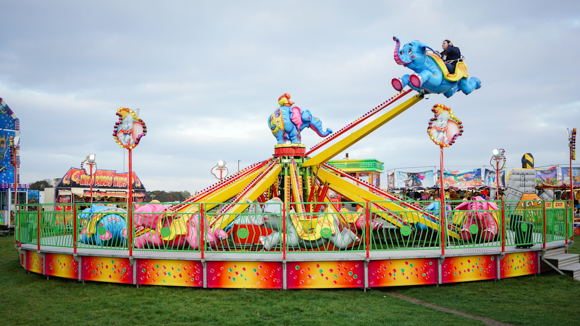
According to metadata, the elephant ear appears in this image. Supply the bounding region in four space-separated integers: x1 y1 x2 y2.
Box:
454 202 470 211
421 43 437 55
291 106 302 130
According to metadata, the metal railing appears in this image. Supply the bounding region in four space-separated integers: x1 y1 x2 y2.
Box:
203 201 283 253
286 202 365 253
14 199 573 256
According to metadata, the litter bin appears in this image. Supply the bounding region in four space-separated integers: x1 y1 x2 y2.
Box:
514 221 533 248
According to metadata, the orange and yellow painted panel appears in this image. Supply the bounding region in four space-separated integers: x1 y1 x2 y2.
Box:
368 258 438 287
81 256 133 284
25 250 43 274
287 261 364 289
441 255 497 283
206 261 283 289
500 252 538 278
137 259 202 287
45 253 78 279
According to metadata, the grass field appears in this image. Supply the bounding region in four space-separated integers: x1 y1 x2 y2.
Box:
1 236 578 325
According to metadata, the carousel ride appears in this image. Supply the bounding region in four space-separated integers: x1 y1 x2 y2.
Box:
130 35 488 253
132 89 496 253
20 37 573 290
101 36 492 253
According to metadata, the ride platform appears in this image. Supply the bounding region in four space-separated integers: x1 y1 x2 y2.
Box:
273 144 306 157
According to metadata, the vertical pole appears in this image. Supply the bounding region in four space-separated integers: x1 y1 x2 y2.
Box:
62 203 66 237
569 146 573 243
440 146 445 256
542 199 546 249
90 164 94 204
128 149 133 257
18 203 21 248
501 190 505 254
37 203 40 251
365 201 370 260
14 148 18 242
200 203 205 260
282 202 286 260
497 163 505 253
495 165 500 207
73 203 77 254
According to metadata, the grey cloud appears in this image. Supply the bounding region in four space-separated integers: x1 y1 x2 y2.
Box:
0 0 578 193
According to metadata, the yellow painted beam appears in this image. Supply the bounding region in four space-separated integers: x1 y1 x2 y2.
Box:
211 164 281 230
316 167 460 238
303 94 423 167
289 160 306 214
176 166 268 214
320 178 405 228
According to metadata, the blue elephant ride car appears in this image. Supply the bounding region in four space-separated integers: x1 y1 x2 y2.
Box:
391 37 481 98
78 205 128 247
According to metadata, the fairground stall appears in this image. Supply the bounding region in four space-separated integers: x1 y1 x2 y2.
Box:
52 168 146 208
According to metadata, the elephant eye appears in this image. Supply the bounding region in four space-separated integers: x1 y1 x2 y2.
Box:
399 50 403 55
407 48 412 55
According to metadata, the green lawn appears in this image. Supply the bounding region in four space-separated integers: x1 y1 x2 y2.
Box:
388 243 580 326
1 235 579 325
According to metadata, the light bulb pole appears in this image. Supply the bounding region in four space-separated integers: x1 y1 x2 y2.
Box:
567 128 576 244
212 160 228 181
439 145 445 256
491 148 505 252
113 107 148 258
426 103 464 257
87 154 96 204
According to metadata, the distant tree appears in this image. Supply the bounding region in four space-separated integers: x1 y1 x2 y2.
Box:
30 179 51 191
146 190 191 203
178 191 192 201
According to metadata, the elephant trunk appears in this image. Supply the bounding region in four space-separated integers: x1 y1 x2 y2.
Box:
310 118 333 137
393 36 412 66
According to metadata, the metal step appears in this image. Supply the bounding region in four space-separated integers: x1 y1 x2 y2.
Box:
559 263 580 281
544 247 566 258
545 254 579 268
561 263 580 272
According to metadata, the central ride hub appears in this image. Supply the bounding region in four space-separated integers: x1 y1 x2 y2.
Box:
273 144 306 157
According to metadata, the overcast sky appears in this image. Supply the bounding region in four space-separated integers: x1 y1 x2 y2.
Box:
0 1 578 192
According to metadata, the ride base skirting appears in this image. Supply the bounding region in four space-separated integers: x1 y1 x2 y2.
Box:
16 241 570 289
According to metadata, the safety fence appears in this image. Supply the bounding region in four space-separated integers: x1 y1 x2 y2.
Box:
14 199 574 257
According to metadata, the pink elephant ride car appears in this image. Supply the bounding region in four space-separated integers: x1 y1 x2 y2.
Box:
133 203 227 250
454 196 499 242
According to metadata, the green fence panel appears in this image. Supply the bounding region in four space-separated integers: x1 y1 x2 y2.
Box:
76 203 129 251
132 202 201 252
370 201 440 251
204 201 283 253
504 201 543 248
286 202 365 253
443 200 503 250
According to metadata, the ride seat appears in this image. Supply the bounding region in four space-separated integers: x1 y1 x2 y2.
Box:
427 54 469 82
